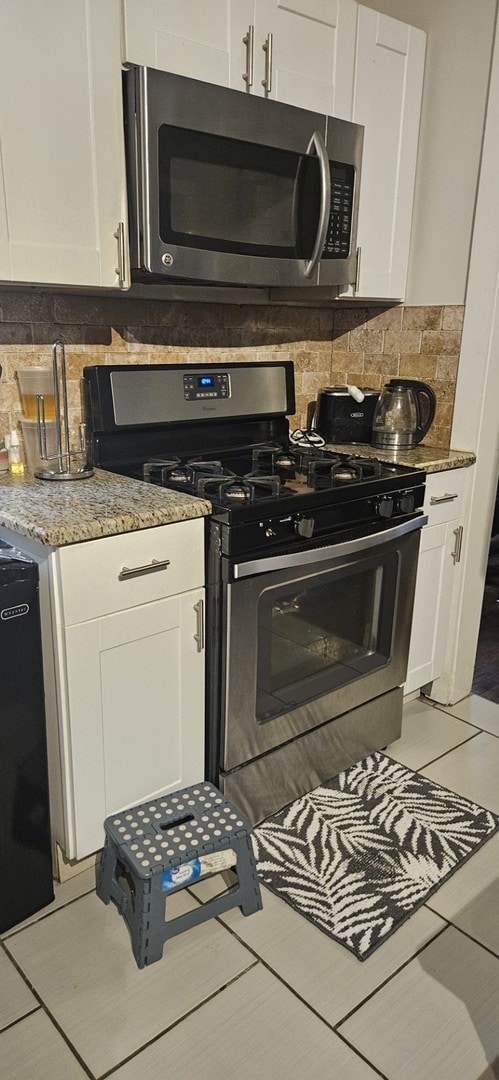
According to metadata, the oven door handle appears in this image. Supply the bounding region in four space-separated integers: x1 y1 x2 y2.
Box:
232 515 428 579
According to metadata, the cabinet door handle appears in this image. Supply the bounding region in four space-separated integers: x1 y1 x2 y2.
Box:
114 221 126 288
118 558 170 581
194 598 204 652
242 24 254 88
262 32 273 94
451 526 463 564
430 492 459 505
354 246 362 293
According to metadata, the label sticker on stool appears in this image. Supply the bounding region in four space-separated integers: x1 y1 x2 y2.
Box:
161 859 201 892
161 850 237 894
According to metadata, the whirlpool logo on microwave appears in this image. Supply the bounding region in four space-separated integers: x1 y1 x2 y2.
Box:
1 603 30 620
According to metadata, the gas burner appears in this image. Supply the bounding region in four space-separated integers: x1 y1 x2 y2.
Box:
307 456 383 490
221 481 253 503
143 457 180 482
197 473 282 506
251 444 310 479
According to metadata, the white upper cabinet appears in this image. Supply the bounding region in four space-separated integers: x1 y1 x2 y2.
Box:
347 8 426 299
0 0 129 288
236 0 358 115
122 0 358 114
122 0 249 89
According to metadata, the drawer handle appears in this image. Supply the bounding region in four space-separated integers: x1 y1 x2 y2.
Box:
118 558 171 581
430 492 459 505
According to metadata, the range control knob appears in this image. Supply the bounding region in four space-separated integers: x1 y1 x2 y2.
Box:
296 516 315 539
376 495 394 519
398 491 415 514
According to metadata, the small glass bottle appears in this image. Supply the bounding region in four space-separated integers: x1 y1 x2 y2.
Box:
8 428 24 476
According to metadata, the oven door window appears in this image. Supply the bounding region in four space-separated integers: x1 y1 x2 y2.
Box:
256 552 397 722
158 125 322 259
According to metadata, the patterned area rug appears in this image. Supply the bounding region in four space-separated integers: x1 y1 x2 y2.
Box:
253 752 499 960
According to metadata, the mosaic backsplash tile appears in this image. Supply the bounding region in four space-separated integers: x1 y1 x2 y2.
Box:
0 288 464 453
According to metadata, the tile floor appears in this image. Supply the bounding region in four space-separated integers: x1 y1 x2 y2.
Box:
2 694 499 1080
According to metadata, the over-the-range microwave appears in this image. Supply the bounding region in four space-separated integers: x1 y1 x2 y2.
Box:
124 66 363 291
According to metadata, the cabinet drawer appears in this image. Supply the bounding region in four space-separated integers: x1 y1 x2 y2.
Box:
423 469 467 526
53 519 205 625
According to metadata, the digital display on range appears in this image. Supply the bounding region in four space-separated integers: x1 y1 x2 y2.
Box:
183 371 230 400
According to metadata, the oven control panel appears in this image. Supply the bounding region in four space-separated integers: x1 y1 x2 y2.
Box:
183 372 230 401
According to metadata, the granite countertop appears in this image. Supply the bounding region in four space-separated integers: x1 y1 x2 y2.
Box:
323 444 476 472
0 468 212 547
0 445 476 548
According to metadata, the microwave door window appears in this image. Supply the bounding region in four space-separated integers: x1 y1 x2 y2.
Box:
157 125 321 259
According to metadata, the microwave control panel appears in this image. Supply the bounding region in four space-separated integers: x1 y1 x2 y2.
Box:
323 162 355 259
183 372 230 401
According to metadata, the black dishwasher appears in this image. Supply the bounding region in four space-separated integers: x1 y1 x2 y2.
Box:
0 540 54 931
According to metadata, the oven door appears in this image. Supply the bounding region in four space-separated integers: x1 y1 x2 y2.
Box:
219 518 422 773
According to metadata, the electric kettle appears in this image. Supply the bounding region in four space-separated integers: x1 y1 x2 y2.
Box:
372 379 436 449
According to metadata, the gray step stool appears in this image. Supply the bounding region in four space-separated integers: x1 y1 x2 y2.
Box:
97 782 262 968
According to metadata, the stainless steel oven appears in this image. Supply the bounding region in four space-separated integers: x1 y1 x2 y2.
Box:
208 516 421 822
84 360 426 825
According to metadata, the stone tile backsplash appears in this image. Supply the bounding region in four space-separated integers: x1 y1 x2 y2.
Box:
0 288 464 452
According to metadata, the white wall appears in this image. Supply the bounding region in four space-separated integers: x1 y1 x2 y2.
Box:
358 0 497 305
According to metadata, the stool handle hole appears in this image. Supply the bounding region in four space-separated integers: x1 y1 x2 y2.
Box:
160 813 195 831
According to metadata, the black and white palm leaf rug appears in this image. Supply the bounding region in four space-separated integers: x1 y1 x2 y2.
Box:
253 752 499 961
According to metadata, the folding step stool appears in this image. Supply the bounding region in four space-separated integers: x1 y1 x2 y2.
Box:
97 782 262 968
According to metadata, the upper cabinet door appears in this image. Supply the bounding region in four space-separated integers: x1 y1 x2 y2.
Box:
0 0 129 289
350 8 426 299
249 0 357 115
122 0 252 89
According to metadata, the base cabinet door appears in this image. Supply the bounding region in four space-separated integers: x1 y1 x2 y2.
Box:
0 0 129 288
62 589 205 860
405 470 467 696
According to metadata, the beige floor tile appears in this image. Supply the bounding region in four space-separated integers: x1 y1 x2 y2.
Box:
111 964 379 1080
339 926 499 1080
0 948 37 1030
191 876 446 1026
1 867 96 939
5 888 256 1077
426 831 499 956
435 692 499 735
388 697 479 769
420 732 499 813
0 1009 88 1080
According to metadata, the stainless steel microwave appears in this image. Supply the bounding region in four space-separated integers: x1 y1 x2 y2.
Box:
124 66 363 290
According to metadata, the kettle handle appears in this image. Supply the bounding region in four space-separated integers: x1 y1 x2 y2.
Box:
412 381 436 441
388 378 436 443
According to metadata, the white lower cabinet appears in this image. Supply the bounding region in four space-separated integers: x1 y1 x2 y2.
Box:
405 470 468 696
3 518 206 863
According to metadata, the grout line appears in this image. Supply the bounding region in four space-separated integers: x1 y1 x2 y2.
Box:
0 938 95 1079
335 922 451 1030
0 882 97 944
97 962 260 1080
423 910 499 962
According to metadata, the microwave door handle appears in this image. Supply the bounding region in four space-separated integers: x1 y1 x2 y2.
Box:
304 131 331 278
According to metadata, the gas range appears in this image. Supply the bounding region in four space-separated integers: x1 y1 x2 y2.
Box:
83 360 426 554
